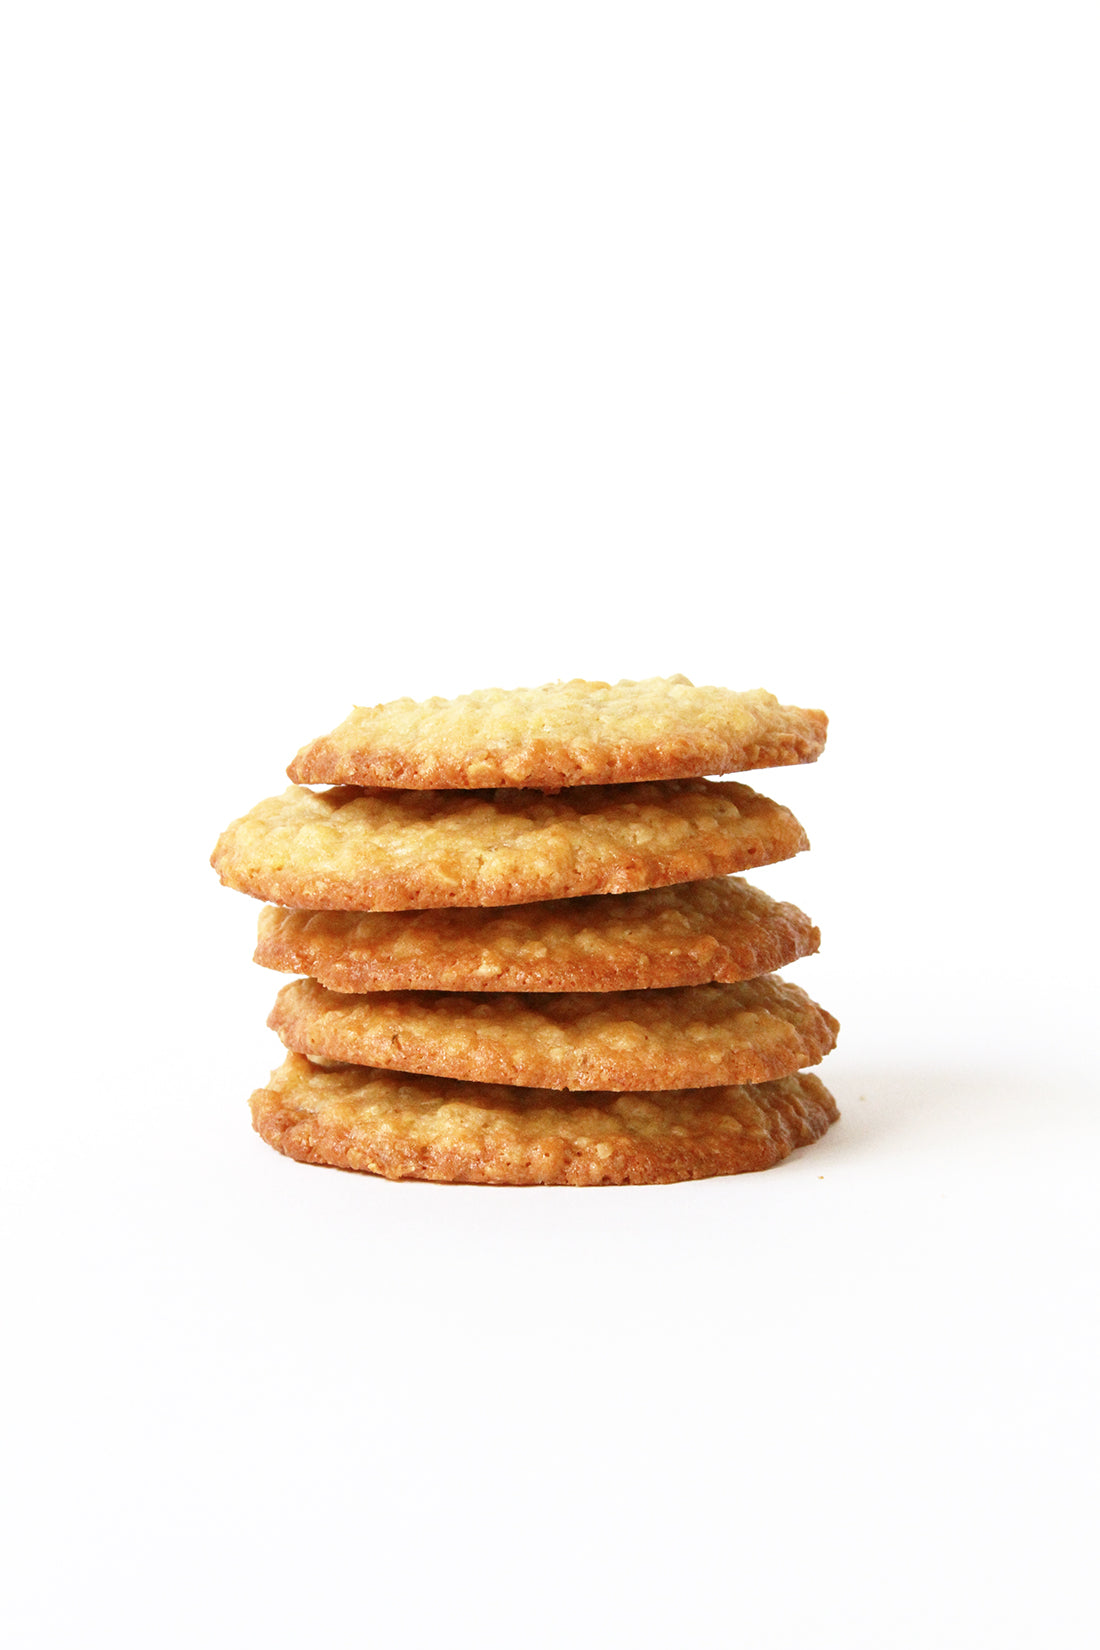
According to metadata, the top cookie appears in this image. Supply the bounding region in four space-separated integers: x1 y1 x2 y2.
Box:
287 676 827 789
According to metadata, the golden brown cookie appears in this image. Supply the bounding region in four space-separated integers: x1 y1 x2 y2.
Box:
212 780 808 911
287 676 827 789
254 877 820 992
250 1053 839 1185
268 975 839 1091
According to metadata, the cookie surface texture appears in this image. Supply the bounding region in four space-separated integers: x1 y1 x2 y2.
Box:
269 975 839 1090
254 876 820 992
212 780 808 911
250 1054 839 1185
287 676 828 789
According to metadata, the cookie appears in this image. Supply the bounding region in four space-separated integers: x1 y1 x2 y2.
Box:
268 975 839 1091
287 676 827 789
212 779 808 911
250 1053 839 1185
254 877 820 992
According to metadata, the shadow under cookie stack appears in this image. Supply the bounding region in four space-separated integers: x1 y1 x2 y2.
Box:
211 677 839 1186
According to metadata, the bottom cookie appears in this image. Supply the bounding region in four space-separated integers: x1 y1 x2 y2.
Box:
249 1053 839 1186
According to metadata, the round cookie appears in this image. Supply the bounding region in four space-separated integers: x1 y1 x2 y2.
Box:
268 975 839 1091
212 780 808 911
287 676 827 789
254 877 820 992
250 1053 840 1186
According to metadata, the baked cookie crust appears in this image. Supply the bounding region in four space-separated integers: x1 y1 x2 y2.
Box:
212 780 808 911
250 1054 839 1185
287 677 827 789
254 876 820 993
268 975 839 1091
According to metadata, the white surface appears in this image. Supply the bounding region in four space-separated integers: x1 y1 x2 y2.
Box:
3 4 1098 1647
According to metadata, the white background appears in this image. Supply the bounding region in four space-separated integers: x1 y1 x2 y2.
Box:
3 3 1098 1646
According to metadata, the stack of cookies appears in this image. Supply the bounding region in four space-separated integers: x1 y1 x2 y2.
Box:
211 677 839 1186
